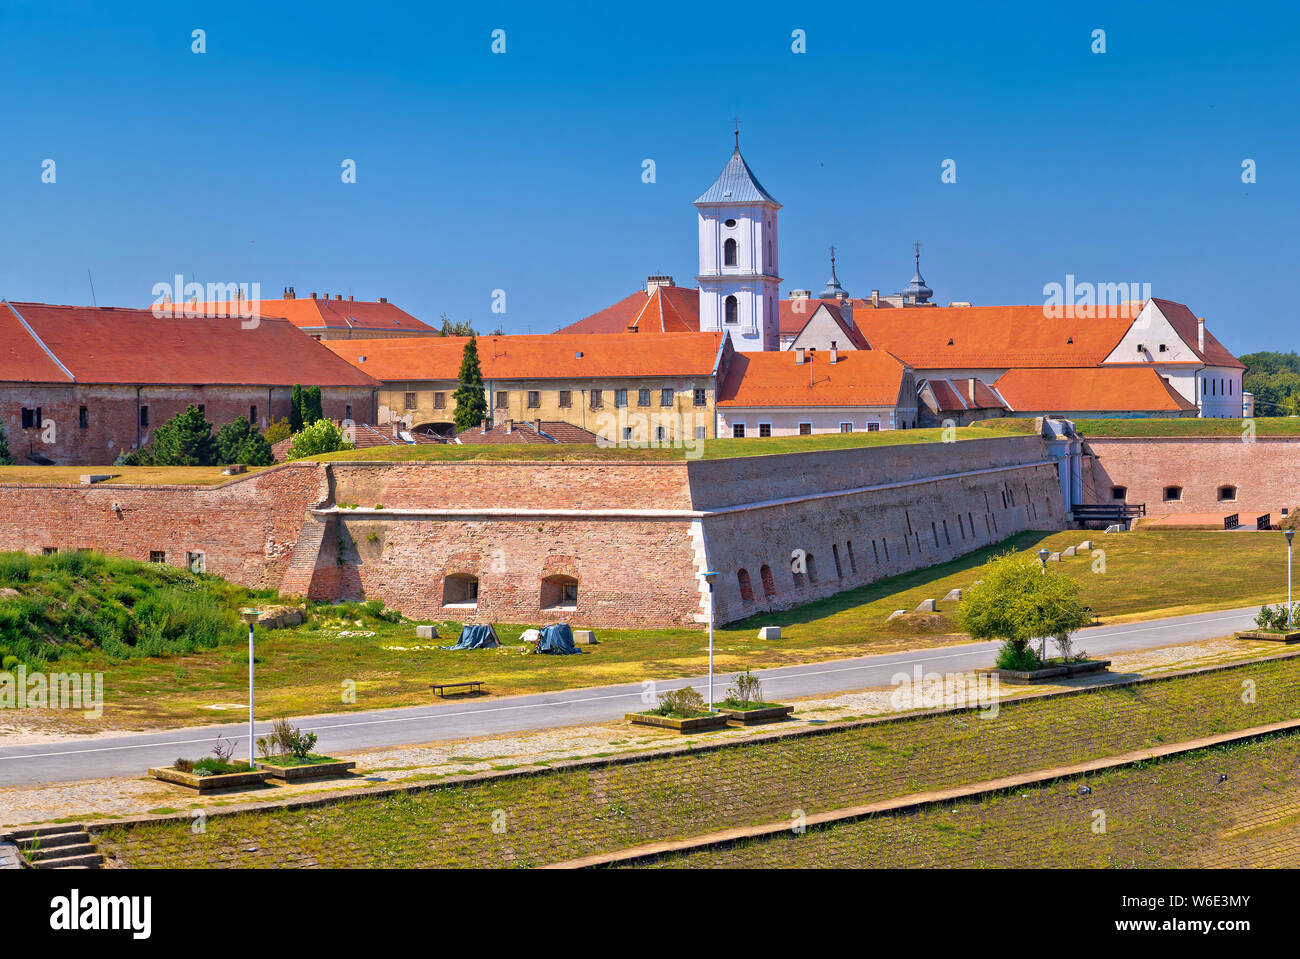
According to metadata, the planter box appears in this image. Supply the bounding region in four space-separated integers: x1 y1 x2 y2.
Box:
717 704 795 726
256 759 357 782
1236 629 1300 644
625 712 728 733
149 766 271 792
977 659 1112 684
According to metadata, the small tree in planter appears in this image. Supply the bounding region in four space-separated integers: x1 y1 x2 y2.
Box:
956 552 1093 670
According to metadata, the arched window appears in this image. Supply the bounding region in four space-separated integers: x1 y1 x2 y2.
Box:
723 237 737 266
737 569 754 603
540 574 578 609
443 573 479 606
759 564 776 597
724 295 739 324
805 553 819 584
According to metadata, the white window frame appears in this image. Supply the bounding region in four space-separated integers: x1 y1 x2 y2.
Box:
839 422 854 433
732 422 746 439
798 422 812 435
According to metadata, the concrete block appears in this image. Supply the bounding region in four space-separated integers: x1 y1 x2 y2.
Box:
914 598 938 613
886 609 907 622
1047 552 1061 562
221 464 247 476
79 474 112 485
416 624 439 640
943 588 963 602
1079 540 1093 551
1062 546 1077 557
573 629 598 645
757 626 781 640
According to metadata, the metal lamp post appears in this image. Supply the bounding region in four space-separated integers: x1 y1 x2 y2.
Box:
703 570 718 709
1287 530 1295 629
1037 548 1050 573
240 609 261 767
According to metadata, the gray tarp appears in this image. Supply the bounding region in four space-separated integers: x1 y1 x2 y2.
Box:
444 624 500 650
536 623 583 655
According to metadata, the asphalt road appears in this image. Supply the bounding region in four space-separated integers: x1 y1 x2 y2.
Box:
0 605 1262 786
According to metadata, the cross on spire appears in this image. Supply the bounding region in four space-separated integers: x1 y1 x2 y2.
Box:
914 241 921 267
733 117 740 149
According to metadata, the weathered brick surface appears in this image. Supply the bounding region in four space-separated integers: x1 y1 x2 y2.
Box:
1086 437 1300 515
0 436 1068 627
0 384 375 466
0 464 328 589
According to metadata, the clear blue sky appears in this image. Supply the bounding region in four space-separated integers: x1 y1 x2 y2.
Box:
2 0 1296 353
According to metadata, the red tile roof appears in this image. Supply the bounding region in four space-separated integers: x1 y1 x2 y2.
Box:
0 301 73 383
204 296 436 335
718 349 910 408
455 420 598 445
324 332 725 380
1149 298 1245 370
992 367 1198 413
559 285 701 335
2 302 380 387
923 377 1009 412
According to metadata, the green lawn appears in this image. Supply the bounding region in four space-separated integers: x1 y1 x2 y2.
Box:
303 425 1015 463
0 465 270 486
1074 416 1300 437
11 528 1289 733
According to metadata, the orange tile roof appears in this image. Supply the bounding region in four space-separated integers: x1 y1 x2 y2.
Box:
2 302 380 387
0 301 73 382
323 332 725 381
923 377 1008 412
718 349 909 408
560 285 702 334
181 296 435 335
856 304 1137 368
992 367 1198 413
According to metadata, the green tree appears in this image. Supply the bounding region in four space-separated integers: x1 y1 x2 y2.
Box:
304 386 323 425
438 313 477 337
213 418 274 466
286 419 354 460
955 552 1093 669
151 405 215 466
290 385 304 433
452 336 487 432
264 417 292 445
0 423 10 466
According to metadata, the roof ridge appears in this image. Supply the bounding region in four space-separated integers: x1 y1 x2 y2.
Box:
3 300 76 382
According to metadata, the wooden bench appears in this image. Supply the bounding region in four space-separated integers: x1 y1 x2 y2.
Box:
430 681 485 698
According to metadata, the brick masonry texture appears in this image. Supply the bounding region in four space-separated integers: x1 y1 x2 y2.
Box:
0 384 375 466
0 436 1064 627
1086 437 1300 515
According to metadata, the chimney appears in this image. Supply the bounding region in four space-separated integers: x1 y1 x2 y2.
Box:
310 292 317 299
645 275 675 294
348 295 354 301
829 348 838 364
480 418 488 434
505 418 514 434
287 286 295 299
795 348 806 365
968 379 977 403
790 289 811 300
335 294 343 300
379 296 388 304
871 290 880 307
534 418 542 434
1197 316 1205 353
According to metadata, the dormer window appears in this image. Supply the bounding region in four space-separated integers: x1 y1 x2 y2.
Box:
723 238 737 266
947 338 954 346
1066 336 1073 344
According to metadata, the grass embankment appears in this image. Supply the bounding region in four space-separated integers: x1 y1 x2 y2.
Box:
647 733 1300 869
303 425 1015 463
93 655 1300 868
0 465 270 486
1074 416 1300 437
0 528 1288 730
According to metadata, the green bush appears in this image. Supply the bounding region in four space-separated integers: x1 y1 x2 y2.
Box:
995 640 1041 671
151 405 216 466
286 419 354 460
213 418 274 467
0 422 10 465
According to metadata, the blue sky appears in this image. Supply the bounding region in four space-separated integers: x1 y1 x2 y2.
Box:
2 0 1296 353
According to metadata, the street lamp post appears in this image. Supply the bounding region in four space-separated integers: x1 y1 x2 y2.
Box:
703 570 718 709
1287 530 1295 629
240 609 261 767
1037 548 1050 573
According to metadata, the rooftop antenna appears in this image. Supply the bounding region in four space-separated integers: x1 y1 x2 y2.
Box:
87 269 97 306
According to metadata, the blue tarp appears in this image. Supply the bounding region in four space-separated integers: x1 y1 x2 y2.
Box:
536 623 583 655
443 624 500 650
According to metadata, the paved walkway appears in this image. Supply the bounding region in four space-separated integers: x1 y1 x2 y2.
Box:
0 605 1262 786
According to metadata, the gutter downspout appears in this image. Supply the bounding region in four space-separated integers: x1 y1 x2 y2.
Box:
136 386 142 449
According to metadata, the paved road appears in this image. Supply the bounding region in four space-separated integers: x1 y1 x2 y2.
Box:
0 606 1262 786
